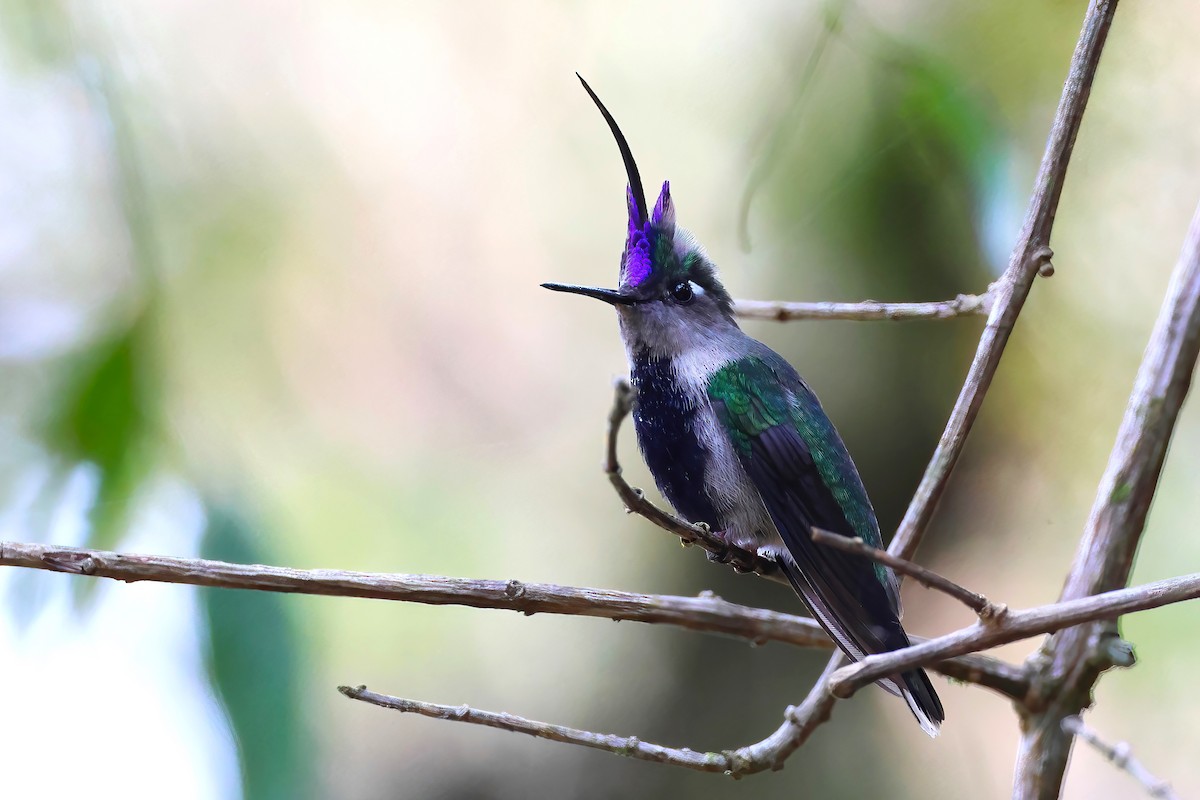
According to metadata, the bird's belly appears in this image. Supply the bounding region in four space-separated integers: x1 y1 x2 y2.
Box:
690 403 784 555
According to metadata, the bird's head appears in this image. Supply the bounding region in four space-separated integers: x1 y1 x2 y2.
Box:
543 75 737 358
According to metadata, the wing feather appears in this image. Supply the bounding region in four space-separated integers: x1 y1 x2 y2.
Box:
708 355 943 733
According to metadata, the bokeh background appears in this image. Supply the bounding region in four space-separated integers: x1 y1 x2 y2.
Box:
2 1 1199 798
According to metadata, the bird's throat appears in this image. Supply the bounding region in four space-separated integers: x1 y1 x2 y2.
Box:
628 351 721 526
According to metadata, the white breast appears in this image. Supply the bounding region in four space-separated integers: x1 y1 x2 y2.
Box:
669 347 784 557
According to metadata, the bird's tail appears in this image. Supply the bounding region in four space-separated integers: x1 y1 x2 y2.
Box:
777 559 945 736
777 559 944 737
899 668 944 738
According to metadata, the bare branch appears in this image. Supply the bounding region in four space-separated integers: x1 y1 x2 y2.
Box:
827 572 1200 698
934 651 1030 701
339 656 851 777
752 0 1125 774
811 528 1004 620
755 1 1123 778
596 0 1119 776
734 292 991 323
1061 716 1180 800
0 538 1026 698
1015 196 1200 796
0 539 823 644
726 653 846 773
605 380 786 583
343 646 1035 778
339 685 736 772
890 0 1116 565
1060 208 1200 659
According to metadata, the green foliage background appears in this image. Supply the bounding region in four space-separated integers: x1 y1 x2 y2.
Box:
2 2 1199 798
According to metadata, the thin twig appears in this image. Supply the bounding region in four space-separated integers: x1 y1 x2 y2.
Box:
1061 716 1180 800
727 653 846 772
339 656 850 777
811 528 1004 620
344 652 1037 778
737 2 843 252
1015 197 1200 796
734 292 991 322
605 380 786 583
340 685 736 773
0 538 1027 699
827 571 1200 698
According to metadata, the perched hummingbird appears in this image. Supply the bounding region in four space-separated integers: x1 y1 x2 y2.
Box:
543 76 944 736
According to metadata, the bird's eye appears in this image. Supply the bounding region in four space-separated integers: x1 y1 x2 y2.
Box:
670 281 694 304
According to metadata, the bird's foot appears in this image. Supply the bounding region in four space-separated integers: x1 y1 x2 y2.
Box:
703 529 758 573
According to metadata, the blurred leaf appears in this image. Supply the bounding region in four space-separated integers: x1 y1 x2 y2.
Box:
888 54 1003 225
40 315 158 557
738 0 845 251
201 505 315 800
3 467 72 625
0 0 74 70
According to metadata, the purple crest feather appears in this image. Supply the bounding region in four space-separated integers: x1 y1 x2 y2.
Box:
624 207 653 288
652 181 672 227
622 181 676 289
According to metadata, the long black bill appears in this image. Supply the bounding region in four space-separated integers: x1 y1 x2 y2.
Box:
541 282 633 306
576 73 647 227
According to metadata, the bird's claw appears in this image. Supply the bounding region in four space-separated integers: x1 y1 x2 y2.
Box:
705 547 735 565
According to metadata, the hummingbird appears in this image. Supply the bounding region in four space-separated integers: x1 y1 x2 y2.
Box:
543 75 944 736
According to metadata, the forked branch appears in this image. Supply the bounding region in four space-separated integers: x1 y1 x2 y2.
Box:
1061 716 1180 800
743 0 1121 771
828 572 1200 698
1014 196 1200 797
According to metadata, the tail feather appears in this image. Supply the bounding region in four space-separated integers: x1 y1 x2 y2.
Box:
777 558 944 735
900 668 944 738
